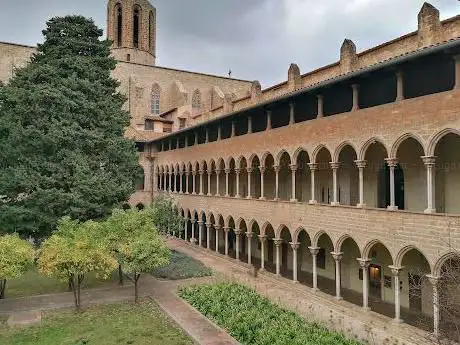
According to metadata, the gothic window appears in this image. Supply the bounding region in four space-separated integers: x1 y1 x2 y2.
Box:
192 89 201 115
133 6 141 49
149 11 154 51
116 4 122 47
179 118 186 129
151 84 161 115
145 119 154 130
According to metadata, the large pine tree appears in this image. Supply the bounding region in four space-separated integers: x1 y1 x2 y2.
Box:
0 16 140 238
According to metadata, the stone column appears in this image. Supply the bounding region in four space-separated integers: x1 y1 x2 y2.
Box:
179 172 184 194
308 163 318 204
352 84 359 111
198 221 204 247
357 258 371 310
396 70 404 101
169 172 172 193
235 230 241 260
422 156 436 213
185 172 190 194
389 265 404 323
291 242 300 283
290 164 297 202
199 170 204 195
192 171 197 194
259 166 266 200
217 125 222 141
235 168 241 198
159 173 163 191
317 95 324 118
309 246 320 291
215 226 221 253
205 128 209 143
355 160 367 208
332 252 344 300
274 239 283 276
330 162 340 205
455 55 460 89
274 165 280 201
246 232 253 265
385 158 399 210
224 227 230 256
266 110 272 130
161 142 165 151
427 275 440 337
248 116 253 134
207 169 212 196
194 132 198 145
215 169 221 196
169 141 172 150
289 102 295 125
185 136 189 148
174 173 179 193
190 220 196 244
225 168 230 197
206 223 212 249
259 235 267 270
231 121 236 138
247 168 253 199
184 218 189 242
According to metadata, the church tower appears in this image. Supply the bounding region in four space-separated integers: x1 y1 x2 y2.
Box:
107 0 156 65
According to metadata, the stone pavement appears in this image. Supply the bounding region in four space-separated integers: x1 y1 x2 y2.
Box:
169 238 437 345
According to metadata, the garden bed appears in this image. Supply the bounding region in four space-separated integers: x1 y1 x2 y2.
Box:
180 283 364 345
152 250 212 280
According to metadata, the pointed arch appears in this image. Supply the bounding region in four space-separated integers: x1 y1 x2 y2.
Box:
248 154 260 168
394 245 432 270
335 234 361 255
261 151 274 167
312 145 332 163
362 239 394 262
390 133 426 158
225 215 235 228
151 83 161 115
333 141 358 163
433 251 460 276
275 150 292 166
115 2 123 47
427 128 460 156
260 222 274 237
133 4 142 49
358 137 389 161
292 147 310 163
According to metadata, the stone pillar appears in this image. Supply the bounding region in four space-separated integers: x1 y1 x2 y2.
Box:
332 252 344 300
308 163 318 204
355 160 367 208
330 162 340 205
159 173 163 191
207 169 212 196
174 173 178 193
291 242 300 283
357 258 371 310
199 170 204 195
161 142 165 151
248 116 253 134
191 220 196 244
274 165 280 201
396 70 404 101
206 223 212 250
179 172 184 194
266 110 272 130
290 164 297 202
198 221 204 247
317 95 324 118
352 84 359 111
192 171 197 195
225 168 230 197
215 226 221 253
185 172 190 194
184 218 189 242
259 235 267 270
427 275 441 337
259 167 266 200
422 156 436 213
169 141 172 150
231 121 235 138
169 172 172 193
247 168 253 199
185 136 188 148
455 55 460 89
235 230 241 260
194 132 198 145
215 169 221 196
389 265 404 323
247 232 253 265
385 158 399 210
205 128 209 143
274 239 282 276
289 102 295 125
224 227 230 256
217 125 222 141
309 247 320 291
235 169 241 198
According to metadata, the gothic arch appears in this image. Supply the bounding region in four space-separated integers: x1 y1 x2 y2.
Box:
358 137 389 161
362 239 394 262
333 141 359 163
312 145 332 163
275 150 292 166
394 245 432 271
335 234 361 255
390 133 426 158
292 147 310 163
433 251 460 276
427 128 460 156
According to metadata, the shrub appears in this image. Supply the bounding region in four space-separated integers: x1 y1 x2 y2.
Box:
152 251 212 280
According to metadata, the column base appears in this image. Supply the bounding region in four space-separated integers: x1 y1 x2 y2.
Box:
259 267 266 272
387 205 399 211
185 192 189 195
235 195 241 199
199 193 204 196
290 199 298 203
331 202 340 206
362 306 371 311
356 203 366 208
246 195 253 200
259 197 266 201
424 208 436 214
179 192 183 195
312 287 318 292
225 194 230 198
207 193 212 197
215 193 220 197
335 296 343 301
309 200 317 204
392 318 404 324
274 197 279 201
292 280 299 284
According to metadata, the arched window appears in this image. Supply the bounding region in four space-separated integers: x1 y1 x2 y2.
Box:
133 5 141 49
149 11 154 51
192 89 201 115
151 84 161 114
116 4 122 47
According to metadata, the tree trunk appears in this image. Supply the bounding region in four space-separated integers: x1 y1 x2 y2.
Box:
70 274 78 309
76 274 84 310
0 279 6 299
134 272 140 303
68 277 72 292
118 265 124 286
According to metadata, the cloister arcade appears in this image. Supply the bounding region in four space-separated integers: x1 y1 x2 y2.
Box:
173 207 456 336
156 128 460 215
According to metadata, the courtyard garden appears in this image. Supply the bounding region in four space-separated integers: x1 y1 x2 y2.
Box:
180 283 364 345
152 250 212 280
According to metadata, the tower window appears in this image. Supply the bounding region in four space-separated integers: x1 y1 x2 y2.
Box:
151 83 161 115
149 11 154 51
133 6 141 49
192 89 201 115
116 4 122 47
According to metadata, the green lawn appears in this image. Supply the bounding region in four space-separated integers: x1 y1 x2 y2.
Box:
0 301 193 345
152 250 212 280
4 267 122 299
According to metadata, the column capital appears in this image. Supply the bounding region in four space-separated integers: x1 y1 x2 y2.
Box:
354 160 367 169
223 227 231 233
385 158 399 167
247 167 253 173
215 225 222 231
289 101 295 108
352 83 360 90
421 155 437 167
357 258 371 268
316 94 323 101
205 223 213 229
454 54 460 62
185 171 190 177
426 274 441 286
191 219 197 224
198 170 204 176
215 169 222 175
246 232 254 239
179 171 184 176
235 168 241 175
197 220 204 225
388 265 404 276
273 165 280 173
207 168 213 174
331 252 344 261
259 166 266 173
192 170 197 176
258 235 267 242
307 163 318 171
224 168 231 174
273 238 283 246
290 242 300 250
234 229 242 236
329 162 340 170
289 164 298 172
308 246 320 256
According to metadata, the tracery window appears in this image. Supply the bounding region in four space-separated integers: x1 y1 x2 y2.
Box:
151 84 161 115
149 11 154 50
133 6 141 48
116 4 122 47
192 89 201 115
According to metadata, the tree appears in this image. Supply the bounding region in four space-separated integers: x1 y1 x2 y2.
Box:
38 217 117 308
104 208 170 302
150 196 184 236
0 16 140 239
0 234 35 299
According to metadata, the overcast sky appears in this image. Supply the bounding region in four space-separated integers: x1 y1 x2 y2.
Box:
0 0 458 86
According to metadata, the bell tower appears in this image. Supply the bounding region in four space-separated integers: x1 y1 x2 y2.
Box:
107 0 156 65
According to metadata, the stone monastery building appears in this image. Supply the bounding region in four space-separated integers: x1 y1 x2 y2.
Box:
1 0 460 342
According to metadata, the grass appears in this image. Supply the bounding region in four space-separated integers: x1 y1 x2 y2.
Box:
180 283 364 345
0 300 193 345
4 267 122 299
151 250 212 280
